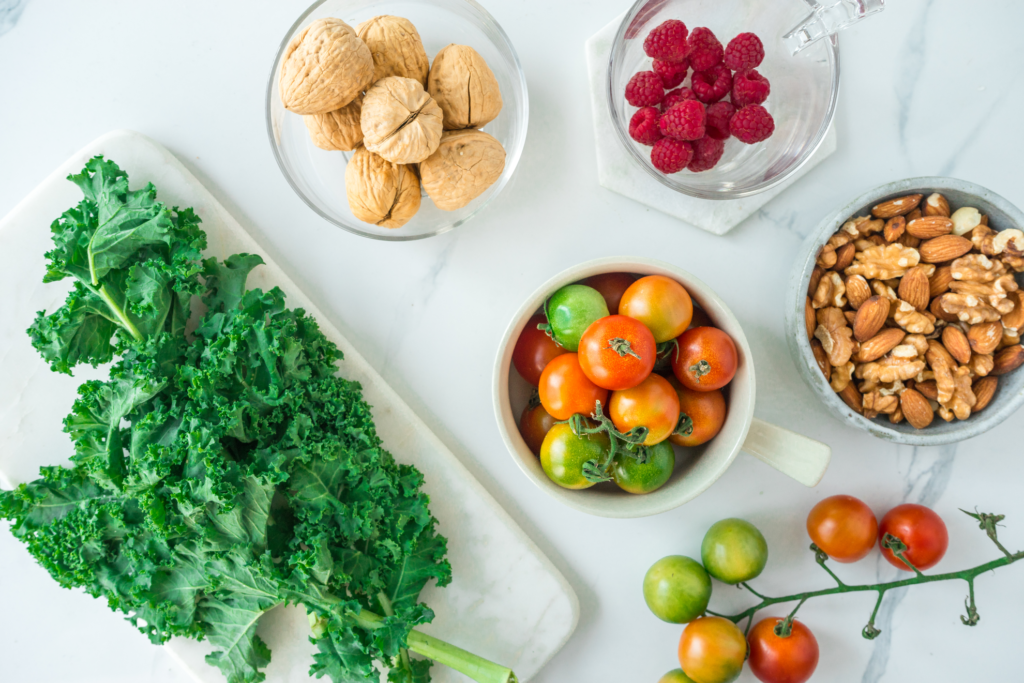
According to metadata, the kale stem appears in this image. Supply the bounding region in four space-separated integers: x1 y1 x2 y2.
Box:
96 283 144 341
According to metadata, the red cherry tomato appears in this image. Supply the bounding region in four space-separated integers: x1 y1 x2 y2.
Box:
678 616 747 683
878 503 948 571
673 327 738 392
747 618 819 683
538 353 609 421
578 315 657 390
806 495 878 563
619 275 694 343
608 374 680 446
519 402 557 456
512 314 567 386
581 272 636 314
669 378 727 447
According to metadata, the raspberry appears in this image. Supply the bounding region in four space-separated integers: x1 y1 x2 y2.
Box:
625 70 665 107
659 100 706 141
643 19 689 64
687 136 726 173
629 107 663 146
651 138 694 174
724 32 765 71
730 104 775 144
731 69 770 107
662 87 696 111
653 58 689 89
687 27 723 71
705 101 735 140
691 65 732 104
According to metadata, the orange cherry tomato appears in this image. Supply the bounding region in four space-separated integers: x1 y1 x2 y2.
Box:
747 618 819 683
806 495 878 563
512 314 568 386
678 616 747 683
878 503 948 571
608 374 680 446
519 402 557 456
581 272 636 314
619 275 694 343
538 353 609 421
669 378 727 447
672 327 738 392
578 315 657 390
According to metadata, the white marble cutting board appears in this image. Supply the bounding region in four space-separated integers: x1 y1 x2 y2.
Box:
0 129 578 683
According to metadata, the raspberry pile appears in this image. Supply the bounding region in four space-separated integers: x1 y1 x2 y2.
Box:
624 22 775 175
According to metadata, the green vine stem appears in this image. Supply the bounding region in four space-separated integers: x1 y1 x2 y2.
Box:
566 401 648 483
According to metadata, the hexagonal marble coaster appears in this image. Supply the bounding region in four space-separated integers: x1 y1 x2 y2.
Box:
585 13 838 236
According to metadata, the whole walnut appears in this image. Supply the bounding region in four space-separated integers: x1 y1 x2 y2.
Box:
356 15 429 85
420 129 506 211
304 95 363 151
427 44 503 130
361 77 443 164
280 18 373 115
345 146 421 228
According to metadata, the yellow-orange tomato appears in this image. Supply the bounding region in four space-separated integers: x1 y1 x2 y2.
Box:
538 353 609 421
806 495 878 563
678 616 747 683
619 275 694 343
608 374 680 446
669 378 727 447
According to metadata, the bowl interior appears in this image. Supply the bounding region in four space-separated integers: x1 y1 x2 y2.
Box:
266 0 528 241
495 257 755 518
609 0 838 199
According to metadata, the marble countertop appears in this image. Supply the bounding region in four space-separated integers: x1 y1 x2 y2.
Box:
1 1 1022 682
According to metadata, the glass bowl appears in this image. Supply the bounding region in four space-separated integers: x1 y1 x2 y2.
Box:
266 0 528 241
608 0 840 200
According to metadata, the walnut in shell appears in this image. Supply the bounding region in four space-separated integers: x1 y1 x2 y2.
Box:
420 129 506 211
304 95 363 151
361 77 443 164
427 44 503 130
280 18 373 115
356 15 430 84
345 146 421 228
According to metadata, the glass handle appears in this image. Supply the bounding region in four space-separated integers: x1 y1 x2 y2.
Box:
783 0 885 54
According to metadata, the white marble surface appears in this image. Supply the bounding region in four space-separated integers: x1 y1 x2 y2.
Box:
1 1 1023 683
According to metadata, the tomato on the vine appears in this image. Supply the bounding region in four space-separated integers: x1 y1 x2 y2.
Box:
673 327 738 392
581 272 636 315
747 617 819 683
545 284 609 351
619 275 694 343
878 503 948 571
669 378 727 447
538 353 608 421
608 374 680 445
643 555 711 624
578 315 656 390
519 402 557 456
539 422 609 490
512 314 567 386
678 616 747 683
701 518 768 585
806 495 878 563
612 441 675 494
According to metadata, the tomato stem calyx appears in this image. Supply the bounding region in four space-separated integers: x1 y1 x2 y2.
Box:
567 401 649 483
605 337 642 360
689 359 712 380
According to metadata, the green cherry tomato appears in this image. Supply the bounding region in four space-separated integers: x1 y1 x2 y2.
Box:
701 518 769 585
545 284 610 352
643 555 712 624
659 669 699 683
539 422 610 490
612 441 675 494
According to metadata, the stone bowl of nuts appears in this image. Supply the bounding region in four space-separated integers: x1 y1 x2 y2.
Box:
786 178 1024 446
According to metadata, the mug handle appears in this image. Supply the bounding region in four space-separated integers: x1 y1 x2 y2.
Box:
742 418 831 487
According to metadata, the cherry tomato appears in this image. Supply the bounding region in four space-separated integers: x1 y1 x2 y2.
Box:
747 618 819 683
581 272 636 314
673 327 738 392
619 275 694 343
545 284 609 351
669 378 727 448
701 518 768 585
643 555 711 624
806 495 878 563
578 315 656 390
519 402 557 456
538 353 609 421
689 305 713 329
678 616 747 683
512 314 567 386
878 503 948 571
612 441 675 494
608 374 680 445
539 421 609 490
660 669 698 683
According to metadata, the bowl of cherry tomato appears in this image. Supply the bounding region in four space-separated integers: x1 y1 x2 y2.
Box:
494 257 832 518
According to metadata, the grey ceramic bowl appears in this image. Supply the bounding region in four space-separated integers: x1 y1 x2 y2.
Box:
786 177 1024 446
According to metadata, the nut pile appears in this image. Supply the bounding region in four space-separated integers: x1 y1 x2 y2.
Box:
805 192 1024 429
280 16 507 229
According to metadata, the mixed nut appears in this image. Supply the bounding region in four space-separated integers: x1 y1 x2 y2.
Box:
805 192 1024 429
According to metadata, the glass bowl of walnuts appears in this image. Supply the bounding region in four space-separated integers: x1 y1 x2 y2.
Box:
266 0 528 241
786 177 1024 446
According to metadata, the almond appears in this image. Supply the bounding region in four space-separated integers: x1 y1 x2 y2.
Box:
941 326 972 365
872 194 923 219
916 380 939 401
932 294 961 323
1002 291 1024 333
810 338 831 379
969 321 1004 355
900 388 935 429
855 327 906 363
897 233 921 249
906 216 953 239
919 234 973 263
883 216 906 243
804 297 816 340
972 376 998 412
838 383 863 414
907 208 923 222
833 242 856 271
898 266 931 311
808 265 824 297
846 275 872 310
844 310 856 325
929 265 954 298
991 344 1024 376
923 193 951 218
853 296 889 342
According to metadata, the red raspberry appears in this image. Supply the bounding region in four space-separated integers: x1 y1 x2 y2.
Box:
730 104 775 143
662 87 696 111
643 19 689 64
691 65 732 104
705 101 735 140
687 136 726 173
653 58 689 89
651 138 694 174
629 107 664 146
687 27 723 71
731 69 770 107
625 70 665 107
724 32 765 71
659 100 706 141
